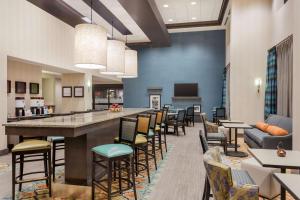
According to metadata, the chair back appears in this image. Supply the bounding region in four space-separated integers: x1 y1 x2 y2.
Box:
199 130 209 153
149 112 157 129
162 108 168 124
177 110 186 123
137 114 151 137
200 113 208 139
216 107 226 118
156 111 163 125
186 106 194 116
118 117 138 146
203 148 233 200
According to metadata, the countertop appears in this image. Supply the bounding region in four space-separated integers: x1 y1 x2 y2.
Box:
3 108 151 128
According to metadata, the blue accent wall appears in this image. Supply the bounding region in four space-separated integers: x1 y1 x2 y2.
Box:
123 30 225 119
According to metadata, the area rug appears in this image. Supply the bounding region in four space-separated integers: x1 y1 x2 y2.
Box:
3 144 173 200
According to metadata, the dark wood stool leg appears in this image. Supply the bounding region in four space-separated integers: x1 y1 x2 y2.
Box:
52 141 56 182
44 152 49 186
12 153 16 200
118 160 122 194
183 125 186 135
158 132 164 160
18 154 24 191
91 153 95 200
205 177 210 200
48 149 52 197
202 178 207 200
151 137 157 170
145 145 151 183
135 148 138 176
163 128 168 152
107 160 112 200
130 156 137 200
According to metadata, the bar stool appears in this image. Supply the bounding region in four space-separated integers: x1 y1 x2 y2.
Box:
92 117 138 200
148 112 159 170
49 136 65 181
160 108 168 153
12 139 52 200
154 111 164 159
114 114 152 183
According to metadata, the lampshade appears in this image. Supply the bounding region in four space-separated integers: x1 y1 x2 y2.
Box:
101 40 125 75
74 24 107 69
118 49 138 78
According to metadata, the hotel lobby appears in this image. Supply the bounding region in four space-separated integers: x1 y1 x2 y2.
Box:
0 0 300 199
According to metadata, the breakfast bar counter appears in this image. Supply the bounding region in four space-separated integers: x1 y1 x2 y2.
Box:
4 108 150 185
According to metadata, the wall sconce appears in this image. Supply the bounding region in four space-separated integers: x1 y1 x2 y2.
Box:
255 78 262 93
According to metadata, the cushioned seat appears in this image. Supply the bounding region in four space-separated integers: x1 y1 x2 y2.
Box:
12 140 51 152
232 169 256 187
244 129 267 147
241 158 280 199
155 125 161 132
114 134 148 145
148 129 155 137
49 136 64 142
92 144 133 158
207 132 226 140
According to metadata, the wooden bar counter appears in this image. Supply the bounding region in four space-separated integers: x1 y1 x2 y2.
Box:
4 108 150 185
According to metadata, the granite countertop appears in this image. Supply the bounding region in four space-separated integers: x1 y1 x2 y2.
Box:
3 108 151 128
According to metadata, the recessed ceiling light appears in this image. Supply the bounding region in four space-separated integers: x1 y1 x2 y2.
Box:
163 4 169 8
192 17 197 20
168 19 174 22
81 16 91 23
191 1 197 5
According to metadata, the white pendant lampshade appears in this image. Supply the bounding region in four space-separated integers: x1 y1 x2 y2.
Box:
101 40 125 75
118 49 138 78
74 24 107 69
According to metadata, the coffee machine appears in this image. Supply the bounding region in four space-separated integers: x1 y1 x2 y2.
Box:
15 97 25 117
30 97 44 115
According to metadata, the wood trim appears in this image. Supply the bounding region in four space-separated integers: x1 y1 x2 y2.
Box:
166 21 219 29
166 0 229 29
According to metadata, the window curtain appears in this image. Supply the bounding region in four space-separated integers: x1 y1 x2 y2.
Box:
221 68 227 108
264 47 277 119
276 37 293 117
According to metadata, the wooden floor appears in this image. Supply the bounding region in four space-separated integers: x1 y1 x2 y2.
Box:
148 123 205 200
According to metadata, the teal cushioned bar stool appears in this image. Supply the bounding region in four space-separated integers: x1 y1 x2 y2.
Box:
49 136 65 181
11 138 52 200
91 117 138 200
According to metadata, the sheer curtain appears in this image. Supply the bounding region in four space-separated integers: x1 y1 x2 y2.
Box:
276 37 293 117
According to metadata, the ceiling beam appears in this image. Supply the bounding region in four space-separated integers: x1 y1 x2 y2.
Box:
82 0 131 35
118 0 170 47
27 0 85 27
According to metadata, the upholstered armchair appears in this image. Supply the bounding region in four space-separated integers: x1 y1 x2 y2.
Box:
203 148 259 200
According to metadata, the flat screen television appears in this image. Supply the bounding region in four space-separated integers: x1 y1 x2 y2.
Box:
174 83 198 97
15 81 26 94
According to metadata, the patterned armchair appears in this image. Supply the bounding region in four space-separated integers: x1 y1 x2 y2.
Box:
203 148 259 200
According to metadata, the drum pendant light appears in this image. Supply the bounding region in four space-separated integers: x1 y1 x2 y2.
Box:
101 22 125 75
118 35 138 78
74 0 107 69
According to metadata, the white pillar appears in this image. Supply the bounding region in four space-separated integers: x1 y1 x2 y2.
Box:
0 52 8 153
293 0 300 150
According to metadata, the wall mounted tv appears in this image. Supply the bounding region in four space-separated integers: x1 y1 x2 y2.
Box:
15 81 26 94
174 83 198 97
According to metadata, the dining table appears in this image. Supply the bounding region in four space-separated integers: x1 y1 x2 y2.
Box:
273 173 300 200
222 123 252 157
4 108 151 186
249 148 300 200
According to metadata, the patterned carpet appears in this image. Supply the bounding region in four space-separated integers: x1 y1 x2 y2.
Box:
1 144 172 200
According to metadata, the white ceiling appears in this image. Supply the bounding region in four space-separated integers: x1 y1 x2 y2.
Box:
155 0 223 24
62 0 150 43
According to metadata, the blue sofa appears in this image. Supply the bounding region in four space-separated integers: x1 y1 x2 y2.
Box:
244 115 293 150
